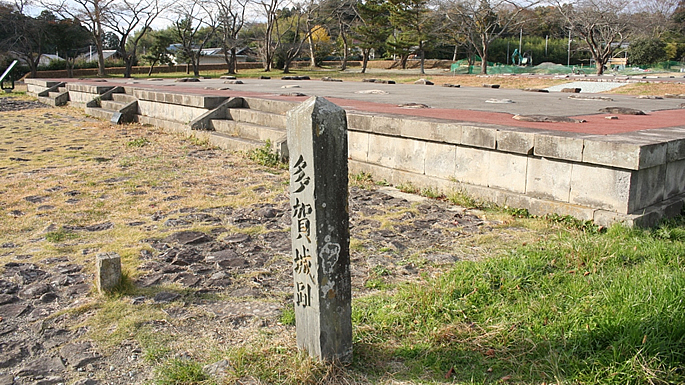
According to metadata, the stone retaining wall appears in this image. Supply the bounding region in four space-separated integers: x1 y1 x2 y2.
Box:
25 78 685 226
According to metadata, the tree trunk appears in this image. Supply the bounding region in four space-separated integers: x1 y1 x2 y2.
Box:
419 45 425 75
66 59 74 78
283 59 291 73
192 57 200 77
400 54 408 69
596 58 605 75
361 48 369 73
230 48 237 74
148 61 156 76
308 33 316 67
480 42 488 75
340 31 348 71
124 56 133 78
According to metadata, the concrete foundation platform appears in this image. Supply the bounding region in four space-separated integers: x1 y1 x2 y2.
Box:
24 77 685 227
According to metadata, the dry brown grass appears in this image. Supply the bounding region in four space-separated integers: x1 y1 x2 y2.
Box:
606 81 685 96
0 106 288 274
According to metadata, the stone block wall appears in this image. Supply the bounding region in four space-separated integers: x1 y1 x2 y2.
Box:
346 111 685 226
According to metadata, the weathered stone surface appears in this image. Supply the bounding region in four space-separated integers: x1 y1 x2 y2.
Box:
526 157 572 202
522 88 549 93
534 133 585 161
461 125 496 149
482 84 500 88
16 356 65 377
164 231 212 245
397 103 430 108
496 129 535 154
321 77 342 82
513 115 585 123
599 107 646 115
286 96 352 363
570 163 633 213
454 146 490 187
153 292 180 303
442 83 460 88
203 359 232 379
414 79 434 85
0 343 26 368
355 89 387 94
424 142 456 179
0 302 30 318
60 342 100 368
224 80 244 84
0 373 13 385
96 252 121 293
560 87 581 93
568 94 613 101
175 78 201 82
488 151 527 194
281 75 310 80
18 282 51 299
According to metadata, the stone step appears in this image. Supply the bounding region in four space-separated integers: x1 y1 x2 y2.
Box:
58 87 67 93
226 108 286 129
48 91 62 98
242 97 297 115
100 100 127 111
111 93 138 103
85 107 115 121
208 132 263 152
210 120 285 143
37 96 58 107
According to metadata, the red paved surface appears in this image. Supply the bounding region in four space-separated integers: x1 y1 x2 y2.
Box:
59 79 685 135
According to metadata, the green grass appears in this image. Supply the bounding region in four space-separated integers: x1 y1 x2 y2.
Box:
351 222 685 384
154 359 211 385
247 140 285 168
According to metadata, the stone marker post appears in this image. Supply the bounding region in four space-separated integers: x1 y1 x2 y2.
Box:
96 252 122 293
287 97 352 363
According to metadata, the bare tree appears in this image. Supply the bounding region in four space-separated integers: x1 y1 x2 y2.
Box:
217 0 249 74
326 0 357 70
443 0 539 74
45 0 116 76
257 0 278 71
556 0 632 75
630 0 679 38
105 0 163 77
171 0 218 77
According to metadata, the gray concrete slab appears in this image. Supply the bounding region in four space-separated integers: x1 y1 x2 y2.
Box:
101 77 684 117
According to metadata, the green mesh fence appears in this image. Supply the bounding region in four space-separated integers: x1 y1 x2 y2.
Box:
450 62 597 75
449 60 685 75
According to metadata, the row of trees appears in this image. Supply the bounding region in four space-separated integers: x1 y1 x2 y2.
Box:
2 0 685 77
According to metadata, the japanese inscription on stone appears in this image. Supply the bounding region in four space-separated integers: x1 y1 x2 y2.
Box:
287 96 352 363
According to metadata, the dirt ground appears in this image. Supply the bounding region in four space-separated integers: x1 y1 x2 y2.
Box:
0 94 545 385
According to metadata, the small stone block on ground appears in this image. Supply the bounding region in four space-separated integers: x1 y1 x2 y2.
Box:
96 252 121 293
483 84 500 88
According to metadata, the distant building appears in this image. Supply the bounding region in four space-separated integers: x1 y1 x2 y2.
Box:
76 49 120 62
168 45 252 65
39 54 64 66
